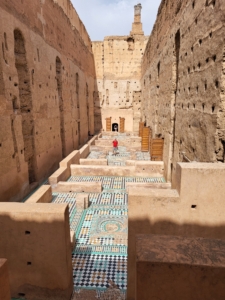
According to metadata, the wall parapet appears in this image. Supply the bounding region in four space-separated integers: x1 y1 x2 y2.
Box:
53 0 92 50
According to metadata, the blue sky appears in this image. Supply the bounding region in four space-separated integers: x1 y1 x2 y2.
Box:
71 0 162 41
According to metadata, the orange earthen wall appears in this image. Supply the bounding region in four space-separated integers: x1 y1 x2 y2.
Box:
141 0 225 184
92 34 148 133
0 0 97 202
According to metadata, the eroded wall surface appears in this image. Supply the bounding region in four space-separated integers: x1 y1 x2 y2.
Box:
92 7 148 133
0 0 97 202
0 203 72 300
141 0 225 183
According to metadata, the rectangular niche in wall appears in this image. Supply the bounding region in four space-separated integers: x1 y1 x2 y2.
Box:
14 29 37 184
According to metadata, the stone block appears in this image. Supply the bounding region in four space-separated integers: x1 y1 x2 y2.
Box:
79 159 108 165
60 151 80 168
79 144 90 159
70 231 76 251
136 234 225 300
76 194 90 210
26 185 52 203
126 182 171 193
48 167 70 186
52 182 102 193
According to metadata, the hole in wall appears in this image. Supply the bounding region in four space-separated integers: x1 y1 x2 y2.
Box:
27 262 32 265
4 32 8 50
18 293 26 297
191 205 197 209
215 80 219 88
202 103 205 111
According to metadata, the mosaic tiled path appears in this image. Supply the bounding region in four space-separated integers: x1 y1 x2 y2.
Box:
68 175 165 191
52 190 127 294
88 145 151 166
52 175 165 298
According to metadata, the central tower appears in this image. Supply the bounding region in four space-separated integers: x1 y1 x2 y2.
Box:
130 4 144 36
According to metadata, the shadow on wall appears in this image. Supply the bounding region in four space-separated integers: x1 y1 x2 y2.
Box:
130 217 225 241
128 217 225 300
0 204 73 300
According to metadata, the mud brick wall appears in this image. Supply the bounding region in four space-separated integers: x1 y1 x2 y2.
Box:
0 0 97 202
92 6 149 133
141 0 225 184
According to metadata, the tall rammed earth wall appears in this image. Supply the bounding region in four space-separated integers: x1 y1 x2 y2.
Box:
93 35 148 133
0 0 97 202
141 0 225 185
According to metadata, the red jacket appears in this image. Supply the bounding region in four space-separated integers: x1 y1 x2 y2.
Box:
113 140 118 147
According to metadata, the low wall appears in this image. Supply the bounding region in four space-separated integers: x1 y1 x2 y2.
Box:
128 162 225 300
102 132 136 137
126 182 171 193
52 182 102 193
48 136 96 186
0 259 11 300
71 162 164 178
79 144 90 159
49 167 70 186
60 151 80 168
136 234 225 300
91 145 142 152
79 159 108 166
26 186 52 204
95 139 141 148
87 135 98 146
0 203 73 300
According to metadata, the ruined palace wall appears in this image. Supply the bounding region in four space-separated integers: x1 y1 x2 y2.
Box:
53 0 92 50
0 0 96 202
93 36 148 132
141 0 225 184
0 203 73 299
128 162 225 299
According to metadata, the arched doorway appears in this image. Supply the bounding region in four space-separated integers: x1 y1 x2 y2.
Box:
112 123 119 132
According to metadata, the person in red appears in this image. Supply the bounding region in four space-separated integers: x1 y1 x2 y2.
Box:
112 138 118 155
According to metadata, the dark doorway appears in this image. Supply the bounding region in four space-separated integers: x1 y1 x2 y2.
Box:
112 123 119 132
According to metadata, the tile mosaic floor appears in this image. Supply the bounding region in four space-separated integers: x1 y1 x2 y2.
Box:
68 175 166 191
51 174 165 296
88 144 151 166
52 189 128 294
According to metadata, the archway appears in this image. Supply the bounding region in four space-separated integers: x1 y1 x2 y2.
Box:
112 123 119 132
